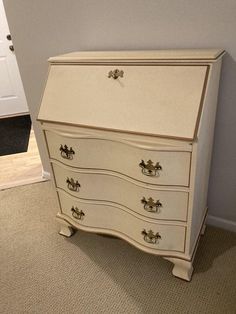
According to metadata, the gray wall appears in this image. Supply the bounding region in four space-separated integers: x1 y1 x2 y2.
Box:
3 0 236 223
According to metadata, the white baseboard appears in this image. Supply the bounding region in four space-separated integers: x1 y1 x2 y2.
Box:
207 214 236 232
42 170 51 180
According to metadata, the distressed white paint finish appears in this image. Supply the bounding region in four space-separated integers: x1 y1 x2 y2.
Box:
39 64 207 140
46 130 191 186
52 162 189 222
0 0 28 116
42 122 193 150
38 50 224 280
186 60 223 256
58 218 75 237
58 189 186 253
49 49 224 63
165 257 193 282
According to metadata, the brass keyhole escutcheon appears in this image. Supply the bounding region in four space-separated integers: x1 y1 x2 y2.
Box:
108 69 124 79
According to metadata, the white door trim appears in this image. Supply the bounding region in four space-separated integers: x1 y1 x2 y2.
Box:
0 0 28 117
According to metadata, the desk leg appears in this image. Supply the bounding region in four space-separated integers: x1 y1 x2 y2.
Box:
58 220 75 237
165 257 193 281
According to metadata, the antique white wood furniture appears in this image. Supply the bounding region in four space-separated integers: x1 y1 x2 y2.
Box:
38 50 225 281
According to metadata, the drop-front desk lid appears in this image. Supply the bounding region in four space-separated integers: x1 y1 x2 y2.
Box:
38 50 224 141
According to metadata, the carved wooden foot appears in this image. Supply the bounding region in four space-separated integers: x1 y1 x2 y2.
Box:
58 221 75 237
165 257 193 281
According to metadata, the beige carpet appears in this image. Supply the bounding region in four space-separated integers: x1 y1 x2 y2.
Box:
0 181 236 314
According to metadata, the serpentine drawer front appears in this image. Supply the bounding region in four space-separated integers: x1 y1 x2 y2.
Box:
52 162 189 221
46 131 191 186
38 50 225 281
58 190 186 253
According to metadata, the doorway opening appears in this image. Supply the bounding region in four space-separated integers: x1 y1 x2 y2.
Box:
0 0 45 190
0 113 45 190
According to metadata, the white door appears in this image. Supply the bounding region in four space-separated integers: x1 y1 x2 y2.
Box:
0 0 28 117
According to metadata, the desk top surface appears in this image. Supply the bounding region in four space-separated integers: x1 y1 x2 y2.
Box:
49 49 225 63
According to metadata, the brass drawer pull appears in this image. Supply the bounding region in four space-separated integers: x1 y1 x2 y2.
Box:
71 206 85 220
139 159 162 177
108 69 124 80
142 229 161 244
66 177 81 192
141 197 162 213
60 144 75 160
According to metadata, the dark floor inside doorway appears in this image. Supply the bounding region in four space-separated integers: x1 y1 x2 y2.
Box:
0 114 31 156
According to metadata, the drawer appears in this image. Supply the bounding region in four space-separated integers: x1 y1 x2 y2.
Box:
58 190 186 253
53 163 188 221
46 131 191 186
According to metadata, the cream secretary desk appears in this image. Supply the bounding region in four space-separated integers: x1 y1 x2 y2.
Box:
38 50 225 281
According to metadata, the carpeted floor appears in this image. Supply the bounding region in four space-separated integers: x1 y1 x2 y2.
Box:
0 181 236 314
